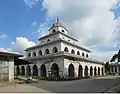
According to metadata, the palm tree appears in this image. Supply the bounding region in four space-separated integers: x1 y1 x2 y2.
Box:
110 49 120 63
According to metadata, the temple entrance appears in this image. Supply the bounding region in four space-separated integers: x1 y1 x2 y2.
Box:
26 65 31 76
33 65 38 76
16 66 20 75
90 66 93 76
21 66 25 75
51 63 59 77
84 66 88 77
78 65 83 78
41 64 46 77
98 67 100 75
94 67 97 76
68 64 74 78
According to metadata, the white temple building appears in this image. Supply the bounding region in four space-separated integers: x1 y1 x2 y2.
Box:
15 18 105 78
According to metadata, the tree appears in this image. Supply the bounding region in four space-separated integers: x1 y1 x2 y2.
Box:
105 61 110 73
110 49 120 63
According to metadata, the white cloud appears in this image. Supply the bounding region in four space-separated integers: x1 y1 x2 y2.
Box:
31 21 37 27
0 33 8 39
11 37 36 54
41 0 119 62
0 48 12 52
91 50 118 62
24 0 40 8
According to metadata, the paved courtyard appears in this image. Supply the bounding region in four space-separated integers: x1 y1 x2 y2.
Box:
0 76 120 93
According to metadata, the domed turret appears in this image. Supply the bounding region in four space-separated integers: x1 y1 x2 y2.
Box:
48 18 68 34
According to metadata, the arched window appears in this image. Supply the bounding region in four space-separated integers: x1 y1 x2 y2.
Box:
77 51 80 55
71 49 75 54
62 30 64 33
47 39 50 42
86 54 89 57
64 47 69 52
28 53 31 57
52 47 58 53
45 49 49 54
52 29 56 33
39 50 42 55
33 52 36 56
82 53 84 57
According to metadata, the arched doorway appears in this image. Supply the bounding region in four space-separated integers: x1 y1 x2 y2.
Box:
78 65 83 78
41 64 46 77
16 66 20 75
21 66 25 75
26 65 31 76
94 67 97 76
115 66 117 73
90 66 93 76
51 63 59 77
33 65 38 76
98 67 100 75
101 67 104 75
84 66 88 77
68 64 74 78
111 66 113 72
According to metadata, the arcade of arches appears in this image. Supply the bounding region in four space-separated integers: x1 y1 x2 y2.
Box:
15 63 105 78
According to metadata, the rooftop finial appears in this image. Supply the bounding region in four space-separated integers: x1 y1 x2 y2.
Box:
56 17 59 22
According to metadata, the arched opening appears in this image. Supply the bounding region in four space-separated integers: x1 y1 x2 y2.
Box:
51 63 59 77
33 52 36 56
21 66 25 75
41 64 46 77
86 54 88 58
77 51 80 55
52 29 56 33
47 39 50 42
71 49 75 54
115 66 117 73
62 30 64 33
90 66 93 76
68 64 74 78
101 67 104 75
82 53 84 57
84 66 88 77
119 65 120 73
16 66 20 75
52 47 58 53
64 47 69 52
45 49 49 54
26 65 31 76
78 65 83 78
33 65 38 76
111 66 113 72
39 50 42 56
94 67 97 76
28 53 31 57
98 67 100 75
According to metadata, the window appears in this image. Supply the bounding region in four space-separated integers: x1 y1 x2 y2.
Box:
71 49 75 54
33 52 36 56
52 29 56 33
45 49 49 54
52 47 58 53
39 50 42 55
47 39 50 42
77 51 80 55
82 53 84 57
62 30 64 33
86 54 88 57
28 53 31 57
64 47 69 52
